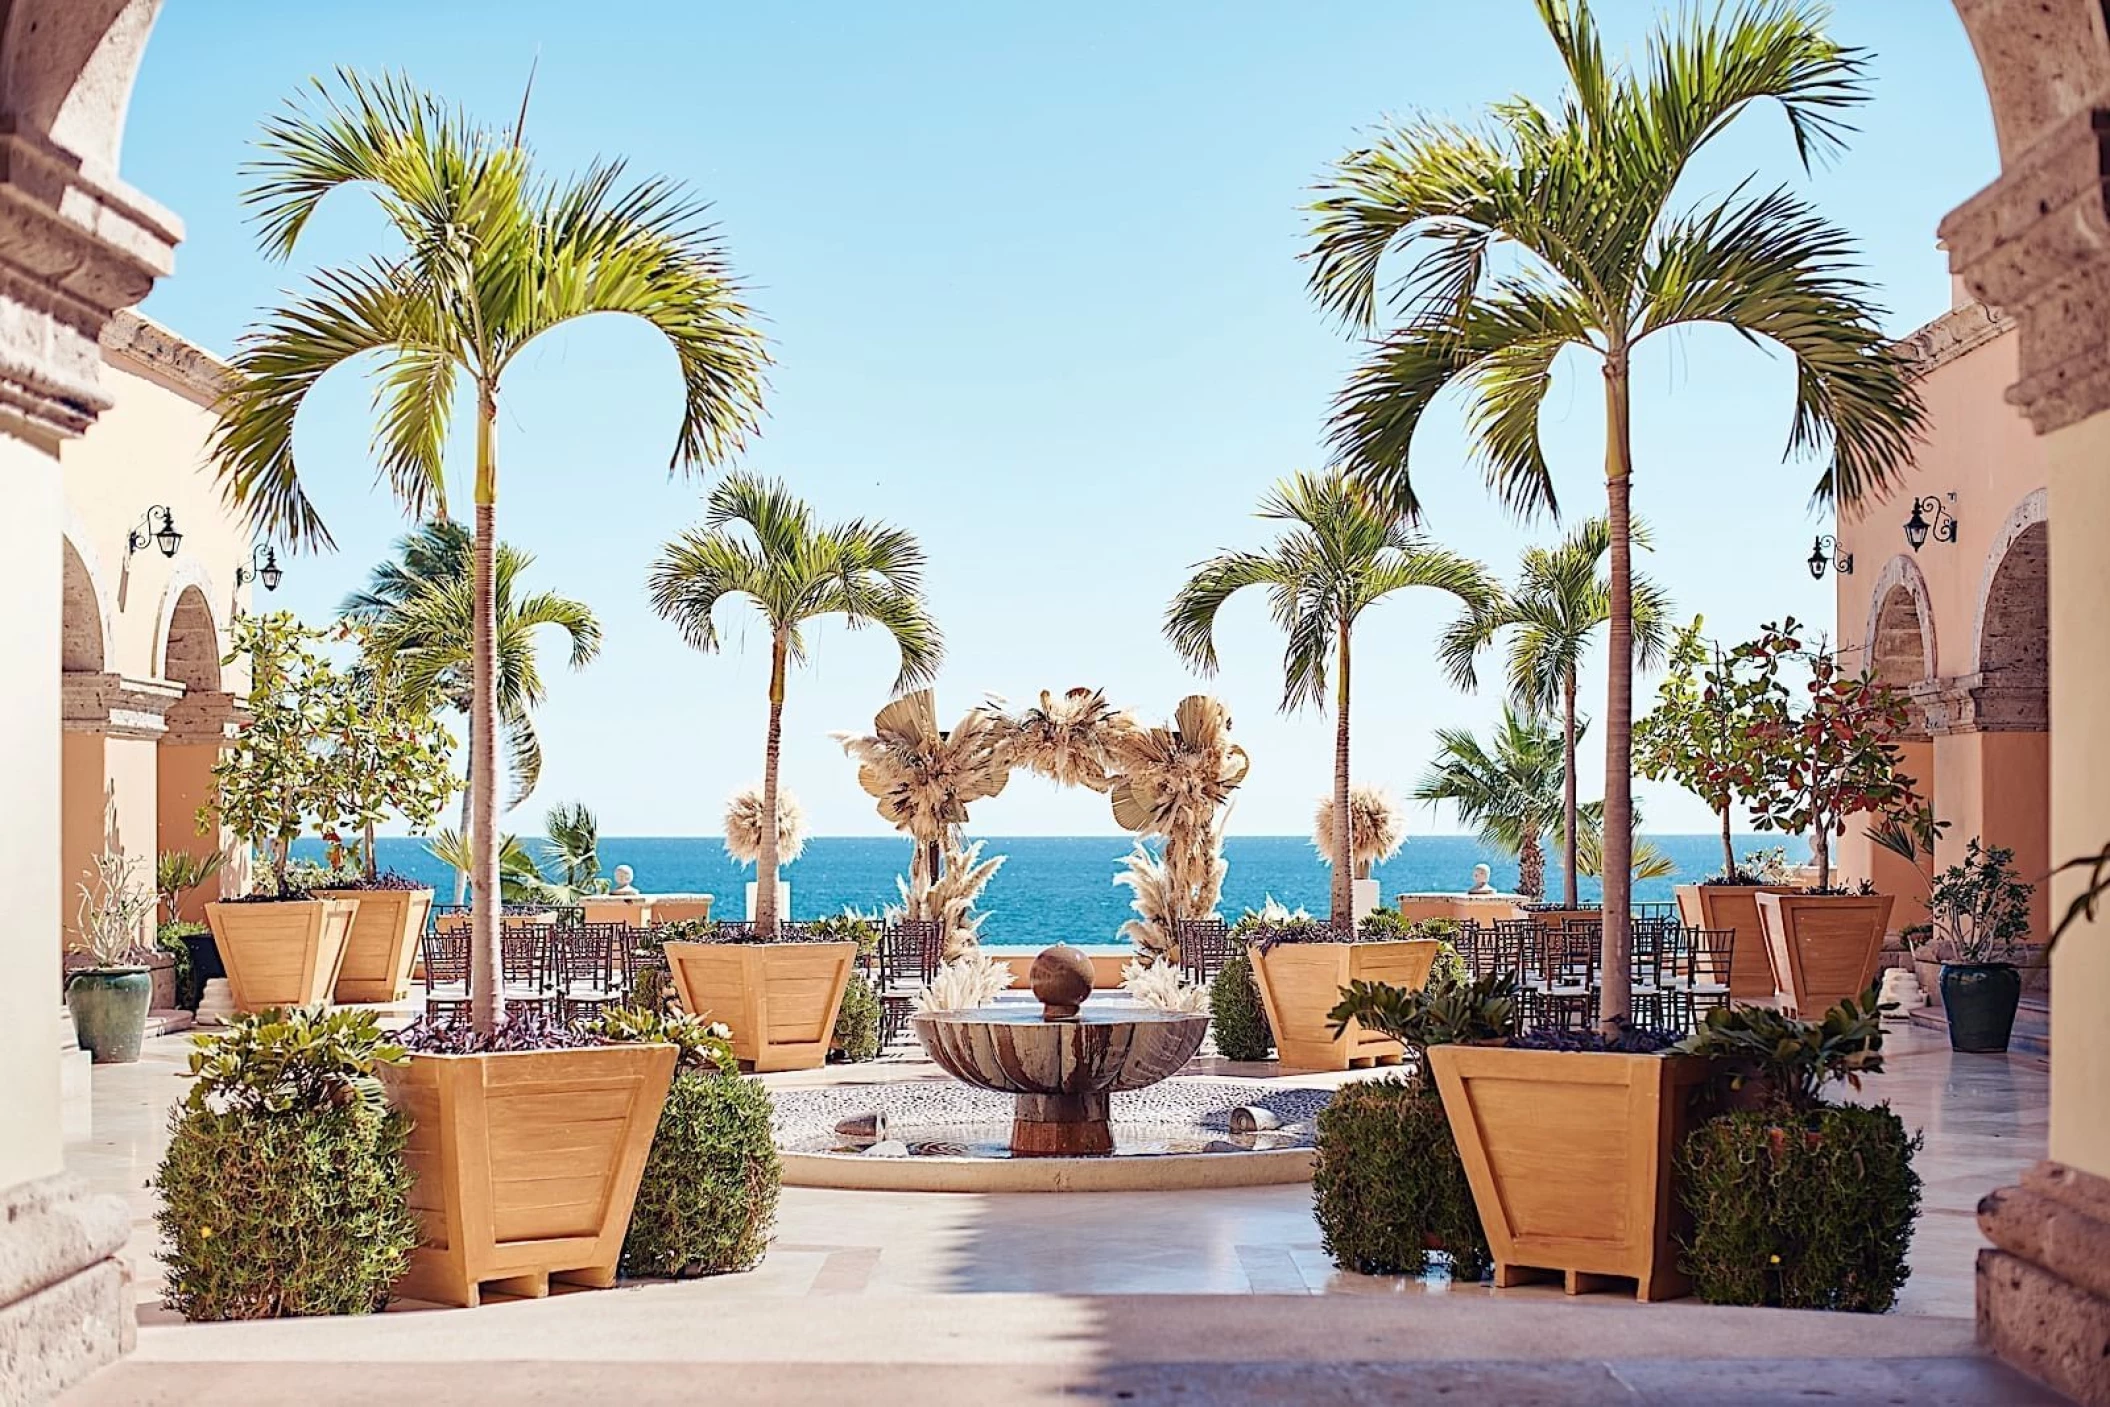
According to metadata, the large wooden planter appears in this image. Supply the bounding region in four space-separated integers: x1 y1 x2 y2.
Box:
663 940 858 1072
204 898 357 1012
379 1043 676 1308
314 887 432 1004
1674 883 1795 1000
1755 893 1896 1017
1427 1044 1707 1301
1250 939 1440 1071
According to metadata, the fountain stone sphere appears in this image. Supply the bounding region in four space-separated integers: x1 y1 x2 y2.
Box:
1028 943 1095 1019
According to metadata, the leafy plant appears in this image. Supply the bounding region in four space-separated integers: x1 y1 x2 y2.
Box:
1869 829 2033 965
156 850 224 923
579 1006 732 1071
810 909 884 957
1209 947 1272 1061
183 1007 406 1116
542 800 605 896
831 975 882 1061
1328 970 1517 1051
618 1055 779 1279
1673 990 1890 1112
1680 1104 1920 1312
1633 618 1765 881
1512 1024 1679 1053
156 921 212 1010
1313 1076 1488 1280
203 613 336 895
72 851 154 970
313 629 459 879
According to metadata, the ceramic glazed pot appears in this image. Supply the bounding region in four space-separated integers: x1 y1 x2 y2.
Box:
1940 962 2022 1053
66 968 152 1063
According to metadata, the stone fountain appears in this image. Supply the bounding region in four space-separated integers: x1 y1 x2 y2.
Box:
911 944 1210 1156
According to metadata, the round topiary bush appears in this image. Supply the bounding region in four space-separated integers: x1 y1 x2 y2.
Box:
621 1062 781 1277
1312 1076 1488 1280
154 1007 418 1320
1679 1104 1921 1312
1210 946 1272 1061
832 973 882 1062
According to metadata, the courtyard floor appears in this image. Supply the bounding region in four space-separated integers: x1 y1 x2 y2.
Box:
59 1020 2063 1405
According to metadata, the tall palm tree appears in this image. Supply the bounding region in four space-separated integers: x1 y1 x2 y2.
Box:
1305 0 1922 1020
1440 517 1672 908
1166 470 1494 927
343 521 601 900
210 71 767 1031
650 473 942 930
542 800 601 896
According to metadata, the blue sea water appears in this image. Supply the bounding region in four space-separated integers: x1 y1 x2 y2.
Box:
298 833 1776 950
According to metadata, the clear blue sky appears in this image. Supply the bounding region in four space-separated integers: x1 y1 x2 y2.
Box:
122 2 2000 839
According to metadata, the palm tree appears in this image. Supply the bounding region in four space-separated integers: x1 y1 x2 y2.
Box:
1440 517 1672 908
343 521 601 900
1166 470 1494 927
1414 705 1674 901
541 801 601 896
1304 0 1922 1020
210 71 767 1031
650 473 942 930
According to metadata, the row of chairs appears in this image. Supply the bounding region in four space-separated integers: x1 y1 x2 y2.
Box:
1453 917 1735 1032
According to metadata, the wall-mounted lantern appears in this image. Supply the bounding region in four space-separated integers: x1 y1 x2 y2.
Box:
235 543 283 593
1808 534 1853 581
1904 494 1959 553
125 505 182 560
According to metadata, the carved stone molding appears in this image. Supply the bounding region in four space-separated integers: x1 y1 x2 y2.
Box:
1894 300 2013 379
60 670 181 740
1978 1160 2110 1407
0 1173 133 1403
101 309 229 409
1917 672 2049 736
161 689 245 746
0 122 179 441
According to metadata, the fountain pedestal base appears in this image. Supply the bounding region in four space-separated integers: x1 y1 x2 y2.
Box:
1012 1092 1112 1156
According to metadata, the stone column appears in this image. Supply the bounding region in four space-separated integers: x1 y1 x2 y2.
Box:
0 1 182 1393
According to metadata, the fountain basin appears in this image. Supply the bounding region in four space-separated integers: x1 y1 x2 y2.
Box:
912 1004 1210 1155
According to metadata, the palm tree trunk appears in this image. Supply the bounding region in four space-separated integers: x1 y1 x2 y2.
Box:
756 630 788 932
453 746 472 904
1330 621 1353 929
1599 356 1635 1028
1561 666 1580 910
469 391 503 1034
1519 831 1545 902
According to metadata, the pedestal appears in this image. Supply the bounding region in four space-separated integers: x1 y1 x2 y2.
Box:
1011 1091 1113 1156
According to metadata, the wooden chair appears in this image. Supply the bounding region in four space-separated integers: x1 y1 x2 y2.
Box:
420 929 471 1019
1175 918 1231 986
500 924 554 1017
1667 926 1737 1029
551 922 625 1021
876 919 945 1048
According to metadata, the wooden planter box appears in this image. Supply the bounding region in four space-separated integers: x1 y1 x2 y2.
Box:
1755 893 1896 1017
204 898 357 1012
663 940 858 1072
1427 1044 1707 1301
314 887 432 1004
1674 884 1796 1000
1251 939 1440 1071
380 1043 676 1308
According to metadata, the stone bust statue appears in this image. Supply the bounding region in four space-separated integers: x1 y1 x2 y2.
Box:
609 864 639 897
1467 863 1496 896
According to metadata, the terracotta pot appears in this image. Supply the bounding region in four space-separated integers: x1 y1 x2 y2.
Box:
313 887 432 1004
205 898 358 1012
1250 939 1441 1071
1674 884 1797 1000
1427 1045 1707 1302
1753 893 1895 1017
663 940 858 1072
380 1042 676 1307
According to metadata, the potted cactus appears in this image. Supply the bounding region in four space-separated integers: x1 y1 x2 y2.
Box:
66 852 157 1063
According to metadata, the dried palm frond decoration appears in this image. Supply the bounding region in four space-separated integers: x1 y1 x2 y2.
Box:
900 835 1006 960
1104 696 1246 964
1119 956 1208 1013
724 785 806 867
914 951 1017 1014
1003 687 1136 793
1312 784 1405 879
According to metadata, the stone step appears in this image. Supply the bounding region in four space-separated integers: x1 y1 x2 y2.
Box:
1908 993 2050 1060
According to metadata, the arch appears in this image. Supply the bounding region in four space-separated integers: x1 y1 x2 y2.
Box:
1861 553 1938 687
1948 0 2110 163
153 558 222 689
0 0 162 174
60 531 113 673
1970 487 2050 681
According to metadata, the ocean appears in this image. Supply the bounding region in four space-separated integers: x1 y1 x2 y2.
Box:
297 833 1778 950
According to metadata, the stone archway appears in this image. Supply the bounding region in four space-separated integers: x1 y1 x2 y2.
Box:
1863 552 1938 691
155 576 237 918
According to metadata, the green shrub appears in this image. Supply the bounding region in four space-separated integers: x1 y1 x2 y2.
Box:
1210 947 1272 1061
622 1067 780 1277
154 1007 417 1319
833 973 882 1062
1679 1104 1921 1312
156 921 210 1010
1313 1077 1487 1280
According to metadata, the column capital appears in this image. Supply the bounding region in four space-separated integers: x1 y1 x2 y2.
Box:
1918 673 2050 735
161 689 246 746
60 671 181 740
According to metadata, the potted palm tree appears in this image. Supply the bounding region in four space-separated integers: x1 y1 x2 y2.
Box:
1636 619 1790 998
1304 0 1923 1026
67 853 158 1063
201 613 360 1012
1732 621 1926 1015
651 474 938 1069
724 783 799 923
208 72 764 1305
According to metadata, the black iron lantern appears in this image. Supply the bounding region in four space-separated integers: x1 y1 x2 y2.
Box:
236 543 283 593
1807 533 1853 581
127 505 182 560
1904 494 1958 553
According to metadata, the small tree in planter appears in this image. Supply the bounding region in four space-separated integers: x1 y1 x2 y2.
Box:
1634 617 1765 883
1675 992 1920 1311
1238 901 1443 1072
1868 828 2033 1052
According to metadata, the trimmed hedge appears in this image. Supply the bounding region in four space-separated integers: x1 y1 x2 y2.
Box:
1679 1104 1921 1312
621 1067 781 1278
1312 1076 1488 1280
154 1101 417 1319
1209 947 1272 1061
833 973 882 1062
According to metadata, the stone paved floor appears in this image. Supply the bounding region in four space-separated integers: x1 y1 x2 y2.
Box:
58 1020 2061 1405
